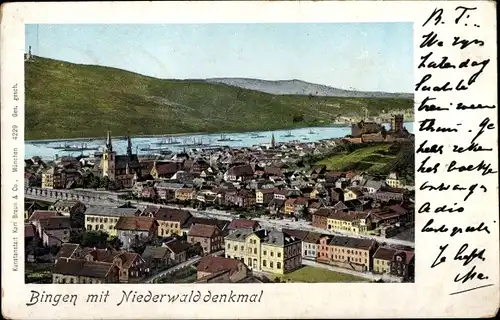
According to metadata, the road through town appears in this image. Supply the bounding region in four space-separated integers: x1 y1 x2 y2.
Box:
26 194 415 248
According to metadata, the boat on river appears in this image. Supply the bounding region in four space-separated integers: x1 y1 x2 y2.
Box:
217 134 241 142
153 136 181 145
282 131 294 138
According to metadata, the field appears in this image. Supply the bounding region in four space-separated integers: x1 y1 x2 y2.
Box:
275 266 367 283
25 56 413 140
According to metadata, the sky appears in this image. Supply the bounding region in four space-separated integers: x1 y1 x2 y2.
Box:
25 23 413 93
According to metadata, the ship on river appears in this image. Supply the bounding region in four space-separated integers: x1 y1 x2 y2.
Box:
153 136 181 145
217 134 241 142
61 143 99 152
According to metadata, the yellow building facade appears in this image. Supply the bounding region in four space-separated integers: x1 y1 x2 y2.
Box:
84 207 139 236
225 229 301 275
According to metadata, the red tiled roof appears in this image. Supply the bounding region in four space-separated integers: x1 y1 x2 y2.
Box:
188 224 219 238
197 256 242 275
155 162 180 175
373 247 397 261
115 216 157 231
29 210 61 222
227 219 259 230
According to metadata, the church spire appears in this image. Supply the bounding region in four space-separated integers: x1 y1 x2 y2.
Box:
105 130 113 152
127 134 133 157
271 133 276 148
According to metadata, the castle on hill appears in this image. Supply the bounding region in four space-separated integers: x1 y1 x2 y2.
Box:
349 114 412 143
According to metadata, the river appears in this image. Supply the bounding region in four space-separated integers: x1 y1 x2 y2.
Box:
25 122 414 160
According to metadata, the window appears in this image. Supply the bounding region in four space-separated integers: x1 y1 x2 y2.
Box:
278 252 281 258
270 261 273 268
263 260 267 267
104 218 108 223
240 246 244 251
277 262 281 269
100 218 103 223
263 250 267 255
253 248 257 254
100 224 104 229
270 251 274 257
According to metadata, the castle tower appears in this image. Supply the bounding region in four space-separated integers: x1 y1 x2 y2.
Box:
102 131 116 181
391 115 404 133
271 133 276 148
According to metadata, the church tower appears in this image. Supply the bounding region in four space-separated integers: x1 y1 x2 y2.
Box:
126 135 133 159
102 131 116 181
271 133 276 148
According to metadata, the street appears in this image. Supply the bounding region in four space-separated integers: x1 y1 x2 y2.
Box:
26 193 415 248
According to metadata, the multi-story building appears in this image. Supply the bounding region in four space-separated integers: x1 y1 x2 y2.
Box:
260 230 302 274
116 216 158 251
224 229 302 275
373 247 397 274
41 167 63 189
84 206 140 236
143 207 192 237
326 210 373 235
52 258 119 284
385 172 404 188
255 189 275 205
187 224 224 255
174 188 196 202
318 235 378 272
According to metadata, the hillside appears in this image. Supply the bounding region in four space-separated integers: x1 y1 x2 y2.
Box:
25 57 413 140
205 78 413 99
317 142 415 182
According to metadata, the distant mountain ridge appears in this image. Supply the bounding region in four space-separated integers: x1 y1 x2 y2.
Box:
204 78 413 99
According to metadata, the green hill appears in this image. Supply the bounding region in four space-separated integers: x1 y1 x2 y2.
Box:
25 57 413 140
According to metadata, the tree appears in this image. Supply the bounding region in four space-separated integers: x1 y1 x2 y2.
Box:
107 235 123 250
99 176 111 189
81 230 108 248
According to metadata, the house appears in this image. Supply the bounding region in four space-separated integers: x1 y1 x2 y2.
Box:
225 164 254 182
49 200 86 228
260 230 302 275
267 198 285 215
155 182 185 202
330 188 345 203
187 224 224 255
311 208 330 229
227 219 261 234
196 256 249 283
344 187 364 201
32 216 72 247
391 250 415 281
41 167 64 189
386 172 404 188
71 247 148 283
151 161 182 179
284 198 297 215
273 189 288 200
302 231 322 261
373 247 397 274
224 229 302 274
142 239 190 269
224 189 256 208
115 216 158 250
84 206 140 236
174 188 196 202
326 210 373 235
323 236 378 272
361 179 385 194
25 172 40 188
163 239 190 265
317 235 335 265
151 208 192 237
255 189 275 205
24 201 45 220
188 217 229 236
52 258 119 284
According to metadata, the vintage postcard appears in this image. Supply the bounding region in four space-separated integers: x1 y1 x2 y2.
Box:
1 1 498 319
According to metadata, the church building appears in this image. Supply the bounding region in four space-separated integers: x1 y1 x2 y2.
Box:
100 131 141 189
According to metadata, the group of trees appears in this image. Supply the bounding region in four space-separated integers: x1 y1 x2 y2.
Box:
69 230 123 250
75 173 118 190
